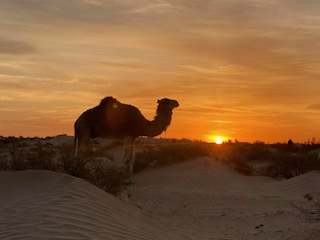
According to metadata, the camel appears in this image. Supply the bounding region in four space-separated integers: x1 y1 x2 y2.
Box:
74 96 179 177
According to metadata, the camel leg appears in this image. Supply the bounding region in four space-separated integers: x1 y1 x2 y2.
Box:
123 137 134 178
75 129 91 157
128 140 134 176
74 136 90 157
74 137 79 157
78 139 90 156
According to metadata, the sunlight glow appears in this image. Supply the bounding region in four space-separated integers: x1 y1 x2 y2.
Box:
215 137 223 144
206 135 226 144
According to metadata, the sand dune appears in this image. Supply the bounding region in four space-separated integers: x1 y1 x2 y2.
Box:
0 170 183 240
1 156 320 239
127 157 320 240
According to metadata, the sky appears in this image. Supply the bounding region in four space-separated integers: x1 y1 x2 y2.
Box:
0 0 320 143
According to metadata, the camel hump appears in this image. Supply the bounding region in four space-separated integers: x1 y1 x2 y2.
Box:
99 96 119 108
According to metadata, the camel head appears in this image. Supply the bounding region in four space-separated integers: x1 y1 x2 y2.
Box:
157 98 179 111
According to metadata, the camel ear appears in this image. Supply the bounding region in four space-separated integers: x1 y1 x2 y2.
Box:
157 100 160 103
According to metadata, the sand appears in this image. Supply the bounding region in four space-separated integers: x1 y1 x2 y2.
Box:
126 157 320 240
0 170 182 240
1 156 320 239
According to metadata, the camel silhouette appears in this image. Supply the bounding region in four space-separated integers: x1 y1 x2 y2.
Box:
74 96 179 177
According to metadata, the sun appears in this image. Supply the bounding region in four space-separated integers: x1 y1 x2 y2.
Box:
215 137 224 144
206 135 226 144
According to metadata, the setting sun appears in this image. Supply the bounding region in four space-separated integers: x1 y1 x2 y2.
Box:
215 137 224 144
206 135 226 144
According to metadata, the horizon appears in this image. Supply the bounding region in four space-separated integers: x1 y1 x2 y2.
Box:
1 134 319 145
1 1 320 143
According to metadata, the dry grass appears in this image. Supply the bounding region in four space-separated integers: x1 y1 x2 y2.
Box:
0 137 126 195
133 141 212 173
214 142 320 179
1 136 320 194
0 136 212 195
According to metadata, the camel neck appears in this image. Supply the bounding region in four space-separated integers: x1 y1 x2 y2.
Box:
143 110 172 137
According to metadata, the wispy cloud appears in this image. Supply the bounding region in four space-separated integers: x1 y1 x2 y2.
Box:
0 40 37 55
0 0 319 141
130 2 177 13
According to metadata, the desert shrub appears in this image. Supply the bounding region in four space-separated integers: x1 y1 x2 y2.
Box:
27 145 57 170
270 142 292 152
1 136 18 145
134 142 211 172
0 147 11 171
57 144 97 176
56 145 127 195
3 139 128 196
0 137 5 148
86 162 127 195
58 144 76 173
220 142 320 178
220 142 273 176
0 158 9 171
222 142 271 162
61 153 127 195
9 144 58 171
233 161 254 176
267 151 320 179
64 155 93 178
9 145 27 170
245 143 272 161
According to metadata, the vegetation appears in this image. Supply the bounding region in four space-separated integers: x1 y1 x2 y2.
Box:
1 136 320 195
0 136 212 195
213 140 320 179
134 140 212 173
0 136 126 195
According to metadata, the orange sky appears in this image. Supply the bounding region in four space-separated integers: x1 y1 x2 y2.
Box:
0 0 320 143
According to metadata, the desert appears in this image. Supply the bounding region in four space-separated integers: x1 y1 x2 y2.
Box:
2 1 320 239
1 135 320 240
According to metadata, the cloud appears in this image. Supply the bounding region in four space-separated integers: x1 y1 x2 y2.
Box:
307 103 320 111
130 2 177 14
0 40 37 55
0 0 319 141
0 96 13 101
